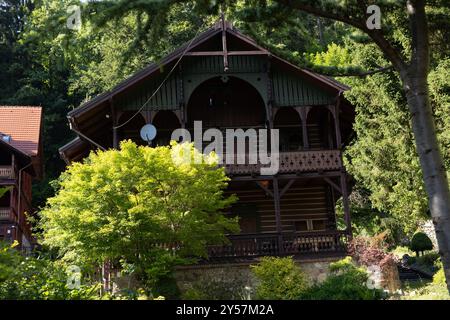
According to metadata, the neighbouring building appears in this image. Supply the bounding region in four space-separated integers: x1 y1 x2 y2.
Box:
59 20 355 266
0 106 43 250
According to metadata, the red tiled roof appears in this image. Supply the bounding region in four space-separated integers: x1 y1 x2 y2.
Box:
0 106 42 156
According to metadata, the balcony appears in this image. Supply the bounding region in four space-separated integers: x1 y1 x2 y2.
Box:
224 150 342 175
206 231 349 261
0 166 14 179
0 207 11 221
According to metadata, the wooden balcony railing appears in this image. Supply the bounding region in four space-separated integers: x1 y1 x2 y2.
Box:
0 208 11 221
206 230 349 260
0 166 14 179
224 150 342 175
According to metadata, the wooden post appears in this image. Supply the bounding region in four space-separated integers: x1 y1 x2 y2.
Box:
273 177 284 254
221 13 229 72
334 96 342 149
297 107 310 150
110 98 119 149
340 171 352 237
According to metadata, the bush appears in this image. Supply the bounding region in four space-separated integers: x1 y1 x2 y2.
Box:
0 241 99 300
410 232 433 256
305 257 384 300
251 257 309 300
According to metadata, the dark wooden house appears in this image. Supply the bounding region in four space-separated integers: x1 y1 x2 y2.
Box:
60 20 355 261
0 106 43 250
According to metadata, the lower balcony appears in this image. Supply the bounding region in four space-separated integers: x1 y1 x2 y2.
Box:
205 230 350 262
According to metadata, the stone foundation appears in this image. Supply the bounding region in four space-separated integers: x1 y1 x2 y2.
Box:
174 257 338 299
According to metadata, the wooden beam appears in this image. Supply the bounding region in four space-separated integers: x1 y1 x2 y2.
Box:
255 181 274 198
185 51 224 56
230 171 342 181
272 177 284 253
109 98 118 149
221 13 229 72
340 171 352 237
334 95 343 149
279 179 295 198
324 177 341 193
185 50 268 57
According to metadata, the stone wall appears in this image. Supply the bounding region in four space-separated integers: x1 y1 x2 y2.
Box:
174 257 336 299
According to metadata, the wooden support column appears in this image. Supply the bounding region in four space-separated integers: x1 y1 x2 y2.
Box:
272 177 284 254
109 98 119 149
296 107 311 149
221 13 229 72
334 94 343 149
340 171 352 237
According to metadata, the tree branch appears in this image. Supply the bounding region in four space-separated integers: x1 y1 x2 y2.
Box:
276 0 408 73
306 65 395 78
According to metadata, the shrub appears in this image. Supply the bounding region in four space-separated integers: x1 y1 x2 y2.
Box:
348 235 396 268
410 232 433 256
251 256 309 300
0 241 99 300
305 257 384 300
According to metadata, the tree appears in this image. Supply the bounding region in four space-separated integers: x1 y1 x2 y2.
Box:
272 0 450 292
310 42 449 238
39 141 238 290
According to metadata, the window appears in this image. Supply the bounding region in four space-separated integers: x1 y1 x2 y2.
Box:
294 219 327 232
311 219 326 231
294 220 308 232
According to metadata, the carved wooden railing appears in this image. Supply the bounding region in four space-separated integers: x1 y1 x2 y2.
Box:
206 230 349 260
224 150 342 175
0 166 14 179
0 208 11 221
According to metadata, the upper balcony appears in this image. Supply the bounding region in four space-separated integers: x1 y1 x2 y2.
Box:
224 150 342 176
0 166 15 180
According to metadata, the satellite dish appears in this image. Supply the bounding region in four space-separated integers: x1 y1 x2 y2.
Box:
140 124 157 142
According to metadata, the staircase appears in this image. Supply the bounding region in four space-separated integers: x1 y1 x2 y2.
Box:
397 265 433 282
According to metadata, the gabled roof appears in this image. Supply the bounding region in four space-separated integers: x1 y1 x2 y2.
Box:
67 20 348 120
0 106 43 156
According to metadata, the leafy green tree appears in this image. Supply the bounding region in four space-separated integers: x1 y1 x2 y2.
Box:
39 141 238 290
410 232 434 256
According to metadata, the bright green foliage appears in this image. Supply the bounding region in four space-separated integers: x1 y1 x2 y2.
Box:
434 268 447 286
39 141 238 288
251 256 309 300
306 257 384 300
410 232 433 256
0 187 10 200
0 241 98 300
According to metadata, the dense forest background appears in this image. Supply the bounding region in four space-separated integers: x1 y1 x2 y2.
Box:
0 0 448 244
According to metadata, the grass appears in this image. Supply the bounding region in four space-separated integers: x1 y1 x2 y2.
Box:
395 280 450 300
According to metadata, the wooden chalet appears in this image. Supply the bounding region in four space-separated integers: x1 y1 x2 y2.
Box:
60 20 355 262
0 106 43 250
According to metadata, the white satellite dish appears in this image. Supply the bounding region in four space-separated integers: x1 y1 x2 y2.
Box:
140 124 157 142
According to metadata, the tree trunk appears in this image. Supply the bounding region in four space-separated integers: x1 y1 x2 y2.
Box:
402 72 450 292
